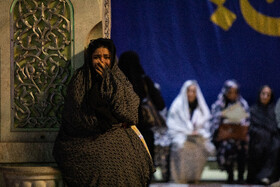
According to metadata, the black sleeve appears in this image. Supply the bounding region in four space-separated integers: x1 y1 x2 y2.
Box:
144 76 165 111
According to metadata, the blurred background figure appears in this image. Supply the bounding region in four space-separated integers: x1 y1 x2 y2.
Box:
167 80 215 184
210 79 250 184
152 83 171 182
247 85 280 185
118 51 166 165
276 97 280 129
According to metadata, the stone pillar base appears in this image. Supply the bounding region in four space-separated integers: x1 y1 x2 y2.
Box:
0 166 64 187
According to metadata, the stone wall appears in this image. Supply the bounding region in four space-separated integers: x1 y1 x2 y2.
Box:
0 0 111 186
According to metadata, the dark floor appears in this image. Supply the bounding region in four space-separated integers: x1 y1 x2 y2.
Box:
150 156 280 187
150 182 267 187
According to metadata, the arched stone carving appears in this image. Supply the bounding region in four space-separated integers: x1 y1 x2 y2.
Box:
86 21 103 47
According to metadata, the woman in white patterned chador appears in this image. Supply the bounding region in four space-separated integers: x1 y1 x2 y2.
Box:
167 80 214 183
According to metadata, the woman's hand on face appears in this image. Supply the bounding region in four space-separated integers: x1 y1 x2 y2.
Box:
94 60 108 77
92 47 112 78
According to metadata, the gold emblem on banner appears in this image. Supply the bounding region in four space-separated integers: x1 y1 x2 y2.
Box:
210 0 237 31
210 0 280 36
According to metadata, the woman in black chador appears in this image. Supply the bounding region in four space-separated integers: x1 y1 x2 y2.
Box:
53 38 154 187
247 85 280 185
118 51 166 161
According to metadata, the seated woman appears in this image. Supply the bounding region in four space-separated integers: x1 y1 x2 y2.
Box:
53 38 154 187
210 79 250 184
247 85 280 185
167 80 214 184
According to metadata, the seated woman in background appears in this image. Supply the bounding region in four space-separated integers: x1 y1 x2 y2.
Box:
167 80 215 184
276 97 280 129
210 79 250 184
247 85 280 185
118 51 166 164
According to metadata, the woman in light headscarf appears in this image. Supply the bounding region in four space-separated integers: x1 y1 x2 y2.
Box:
167 80 214 183
210 79 250 184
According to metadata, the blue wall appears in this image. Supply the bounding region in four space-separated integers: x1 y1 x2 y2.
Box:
111 0 280 108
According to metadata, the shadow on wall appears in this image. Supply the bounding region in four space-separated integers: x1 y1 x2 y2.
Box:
75 21 103 70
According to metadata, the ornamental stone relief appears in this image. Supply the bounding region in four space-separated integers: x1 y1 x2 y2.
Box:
11 0 73 130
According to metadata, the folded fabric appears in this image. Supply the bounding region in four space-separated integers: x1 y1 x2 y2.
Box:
221 102 249 123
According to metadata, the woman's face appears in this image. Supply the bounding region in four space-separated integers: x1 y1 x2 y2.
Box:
187 84 197 103
225 87 238 102
260 86 272 105
92 47 111 76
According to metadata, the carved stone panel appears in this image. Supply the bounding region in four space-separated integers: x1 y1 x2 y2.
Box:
10 0 73 131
